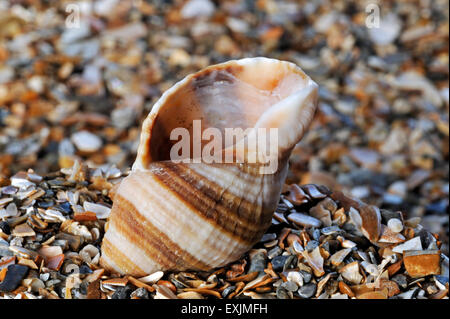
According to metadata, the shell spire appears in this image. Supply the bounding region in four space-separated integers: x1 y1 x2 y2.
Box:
100 57 318 276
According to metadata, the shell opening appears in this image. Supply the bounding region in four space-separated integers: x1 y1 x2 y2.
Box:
134 57 317 169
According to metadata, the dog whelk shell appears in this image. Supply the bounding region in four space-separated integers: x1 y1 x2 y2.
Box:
100 57 318 276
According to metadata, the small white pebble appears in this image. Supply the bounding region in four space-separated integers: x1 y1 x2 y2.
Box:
40 273 50 281
71 130 103 153
6 203 18 217
27 75 45 93
388 218 403 233
287 271 303 287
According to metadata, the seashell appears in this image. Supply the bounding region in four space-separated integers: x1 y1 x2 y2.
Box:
329 248 351 267
301 246 325 277
100 57 318 276
339 261 363 285
392 236 423 254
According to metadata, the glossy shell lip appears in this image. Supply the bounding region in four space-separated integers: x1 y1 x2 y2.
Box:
133 57 318 170
145 57 311 124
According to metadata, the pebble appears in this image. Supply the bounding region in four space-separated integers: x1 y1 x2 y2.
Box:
0 248 13 257
71 131 103 153
0 264 29 292
28 75 45 93
267 246 282 259
8 245 38 260
0 66 14 84
131 287 149 299
305 240 320 252
368 13 401 45
281 280 298 292
1 186 18 196
79 265 93 274
0 238 9 248
396 287 418 299
58 139 75 156
298 283 317 299
392 274 408 289
300 271 312 284
57 202 72 214
387 218 403 233
260 233 277 243
276 286 290 299
111 285 133 299
425 200 448 215
400 24 434 43
391 72 442 107
271 255 289 272
311 229 321 241
287 271 303 287
248 250 266 274
321 226 341 235
24 278 45 293
222 286 236 298
383 193 403 206
0 221 11 235
111 107 136 129
434 276 449 286
338 281 355 298
1 203 18 218
287 212 322 228
263 240 278 248
283 255 296 272
181 0 215 19
388 181 407 198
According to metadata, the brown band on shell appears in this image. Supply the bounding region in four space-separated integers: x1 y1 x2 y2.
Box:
108 194 212 272
191 64 242 88
152 161 268 244
101 237 146 276
166 161 266 224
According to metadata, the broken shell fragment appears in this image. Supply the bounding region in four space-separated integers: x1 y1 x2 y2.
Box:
331 191 381 242
379 279 400 297
392 237 423 254
302 247 325 277
403 250 441 278
338 281 355 298
309 198 336 227
138 271 164 284
12 223 36 237
378 225 406 244
339 261 363 285
83 202 111 219
356 290 388 299
329 248 351 267
288 212 322 228
0 264 29 293
285 184 310 205
100 58 318 276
